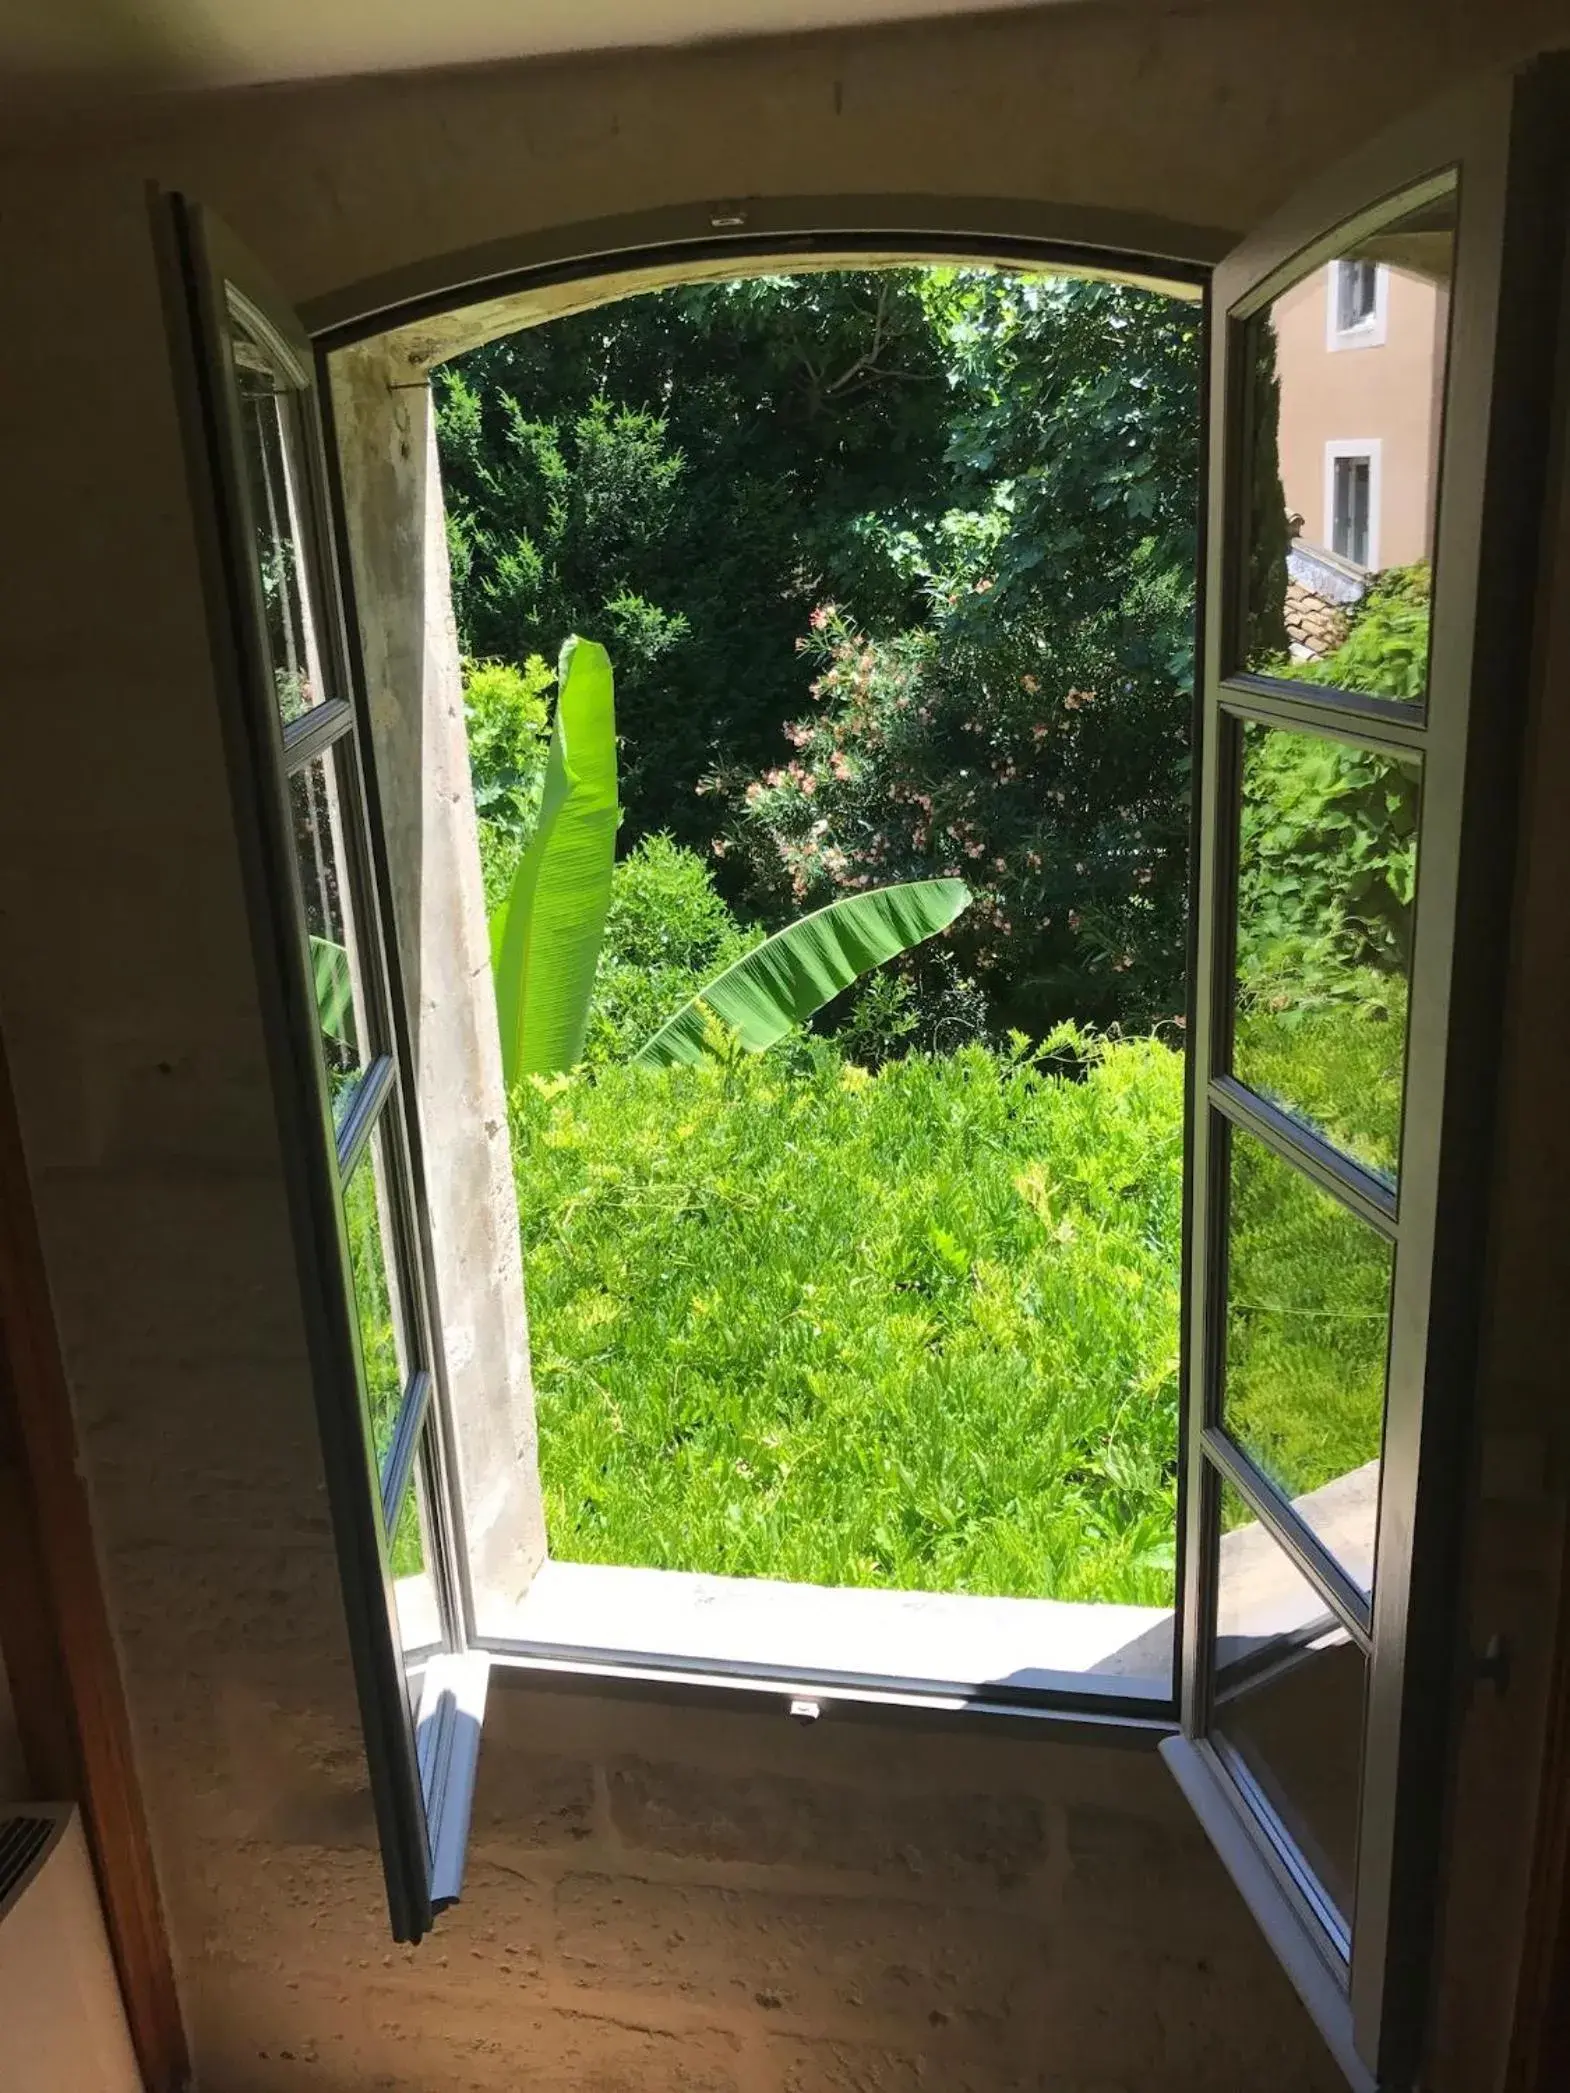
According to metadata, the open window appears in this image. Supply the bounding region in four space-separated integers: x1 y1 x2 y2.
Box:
164 54 1567 2083
169 202 488 1944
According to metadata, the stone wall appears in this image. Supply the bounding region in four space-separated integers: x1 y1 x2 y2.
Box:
329 340 545 1622
187 1681 1343 2091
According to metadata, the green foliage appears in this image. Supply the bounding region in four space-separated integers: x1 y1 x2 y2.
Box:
1278 562 1432 703
515 1029 1184 1600
464 655 553 911
581 834 764 1066
310 934 353 1045
491 638 619 1083
1237 729 1417 994
515 998 1397 1598
437 274 950 848
1234 712 1417 1179
340 1153 423 1578
632 878 971 1068
723 275 1201 1038
1225 1132 1390 1506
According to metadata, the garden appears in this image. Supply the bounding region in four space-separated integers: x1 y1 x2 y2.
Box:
432 267 1418 1606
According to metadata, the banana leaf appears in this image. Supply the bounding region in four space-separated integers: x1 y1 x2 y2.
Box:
490 637 618 1084
631 878 971 1069
310 935 354 1044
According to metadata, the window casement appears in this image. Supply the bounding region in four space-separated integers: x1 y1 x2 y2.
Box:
164 51 1567 2089
1176 63 1568 2091
1327 257 1388 349
170 203 487 1945
1326 440 1381 569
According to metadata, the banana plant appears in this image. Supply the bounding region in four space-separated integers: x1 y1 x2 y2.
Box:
310 935 354 1044
631 877 971 1069
490 637 618 1086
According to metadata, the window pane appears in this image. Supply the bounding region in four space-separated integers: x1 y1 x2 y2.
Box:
290 754 369 1121
1233 722 1417 1184
1214 1477 1365 1929
1235 179 1455 700
230 319 329 727
392 1458 440 1657
343 1119 409 1468
1221 1128 1390 1593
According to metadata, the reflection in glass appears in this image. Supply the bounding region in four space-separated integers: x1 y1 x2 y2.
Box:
1233 723 1416 1182
1214 1478 1365 1928
1222 1130 1390 1592
290 756 367 1118
391 1455 439 1656
343 1122 408 1468
230 317 327 726
1237 179 1455 700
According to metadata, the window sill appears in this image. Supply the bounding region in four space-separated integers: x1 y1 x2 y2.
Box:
398 1558 1182 1725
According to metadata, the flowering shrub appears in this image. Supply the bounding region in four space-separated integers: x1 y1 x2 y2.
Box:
716 274 1201 1042
722 585 1192 1038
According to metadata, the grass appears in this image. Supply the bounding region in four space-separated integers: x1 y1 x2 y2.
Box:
515 1028 1185 1604
475 829 1403 1607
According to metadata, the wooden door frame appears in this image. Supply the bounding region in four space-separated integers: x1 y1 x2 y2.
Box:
0 1027 189 2092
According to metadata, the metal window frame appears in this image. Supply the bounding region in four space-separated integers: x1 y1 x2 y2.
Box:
163 194 483 1943
1171 62 1570 2088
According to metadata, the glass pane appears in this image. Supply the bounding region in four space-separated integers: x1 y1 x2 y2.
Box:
392 1456 440 1656
343 1120 409 1469
1233 722 1417 1183
230 313 328 726
1221 1128 1390 1592
1236 179 1456 701
1214 1477 1365 1928
290 755 368 1121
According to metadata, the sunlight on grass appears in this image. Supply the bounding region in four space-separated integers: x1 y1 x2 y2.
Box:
516 1031 1184 1605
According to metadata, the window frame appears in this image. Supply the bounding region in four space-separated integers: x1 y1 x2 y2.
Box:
1169 63 1570 2091
167 196 488 1943
167 106 1564 2076
1325 437 1382 568
1327 257 1389 350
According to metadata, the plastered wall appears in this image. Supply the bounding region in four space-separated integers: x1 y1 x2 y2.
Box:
0 4 1568 2088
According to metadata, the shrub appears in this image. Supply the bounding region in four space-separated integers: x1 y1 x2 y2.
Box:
582 835 764 1065
464 655 553 911
722 585 1193 1040
718 276 1201 1040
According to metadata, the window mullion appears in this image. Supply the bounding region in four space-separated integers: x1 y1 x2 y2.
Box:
335 1051 396 1178
1209 1078 1400 1233
1202 1430 1373 1649
380 1370 434 1533
283 697 358 773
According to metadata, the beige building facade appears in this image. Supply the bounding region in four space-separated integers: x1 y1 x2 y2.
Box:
1273 253 1447 574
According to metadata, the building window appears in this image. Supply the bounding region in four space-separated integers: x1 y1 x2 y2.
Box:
1326 257 1387 349
1325 441 1380 569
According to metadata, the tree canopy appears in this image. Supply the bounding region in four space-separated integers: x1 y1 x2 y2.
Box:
436 266 1203 1037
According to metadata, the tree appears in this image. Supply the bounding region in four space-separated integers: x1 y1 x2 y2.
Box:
436 273 951 849
726 274 1202 1035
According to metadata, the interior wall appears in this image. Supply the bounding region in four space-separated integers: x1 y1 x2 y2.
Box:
0 4 1567 2089
0 1643 28 1803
